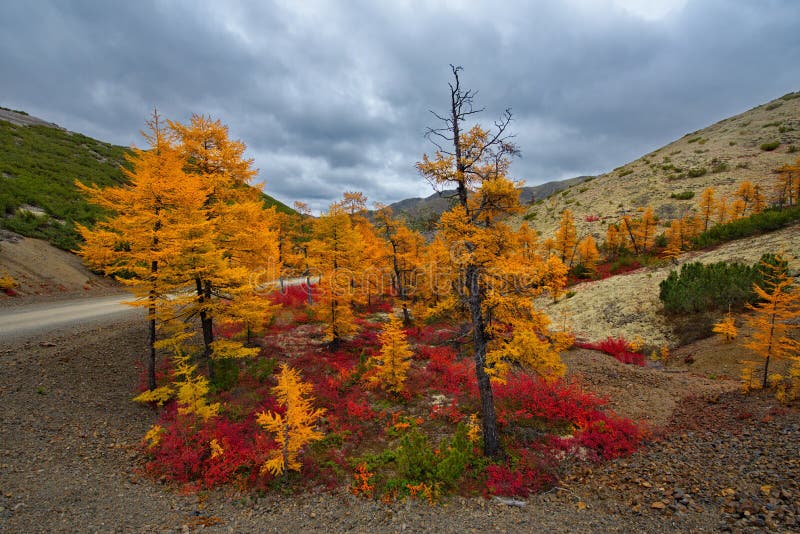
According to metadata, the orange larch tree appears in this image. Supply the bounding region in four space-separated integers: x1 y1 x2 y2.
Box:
698 187 716 232
744 254 799 388
554 209 578 266
78 112 208 390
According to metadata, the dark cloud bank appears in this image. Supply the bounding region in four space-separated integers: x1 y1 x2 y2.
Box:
2 0 798 212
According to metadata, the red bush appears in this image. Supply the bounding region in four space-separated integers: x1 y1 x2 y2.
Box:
574 337 645 366
268 284 314 308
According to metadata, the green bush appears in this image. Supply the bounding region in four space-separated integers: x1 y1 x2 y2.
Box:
618 169 634 177
659 254 787 315
659 261 758 314
687 167 707 178
670 191 695 200
760 140 780 151
691 205 800 248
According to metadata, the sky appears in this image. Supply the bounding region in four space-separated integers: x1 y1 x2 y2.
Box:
1 0 799 213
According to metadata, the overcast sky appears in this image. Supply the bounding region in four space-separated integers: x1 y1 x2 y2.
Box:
2 1 799 212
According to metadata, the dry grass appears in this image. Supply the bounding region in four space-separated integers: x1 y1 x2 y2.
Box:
540 222 800 348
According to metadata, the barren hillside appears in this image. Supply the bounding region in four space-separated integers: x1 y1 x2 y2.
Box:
521 91 800 239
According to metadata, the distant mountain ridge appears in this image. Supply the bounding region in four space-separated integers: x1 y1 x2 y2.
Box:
384 175 593 230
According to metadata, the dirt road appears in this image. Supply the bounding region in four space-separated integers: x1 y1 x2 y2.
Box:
0 295 139 341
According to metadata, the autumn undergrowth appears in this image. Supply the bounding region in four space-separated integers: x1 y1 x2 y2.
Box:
137 291 644 499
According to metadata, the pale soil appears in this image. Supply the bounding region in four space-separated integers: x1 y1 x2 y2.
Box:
0 230 120 305
541 221 800 349
2 314 798 533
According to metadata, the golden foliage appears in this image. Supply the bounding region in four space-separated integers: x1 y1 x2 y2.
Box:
554 209 577 266
133 385 174 406
143 424 164 449
368 314 413 393
712 314 738 342
172 346 220 421
744 254 800 390
257 364 325 476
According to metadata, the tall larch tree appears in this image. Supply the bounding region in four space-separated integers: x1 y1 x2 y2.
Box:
78 112 207 391
698 187 716 232
309 203 361 345
169 115 278 376
417 66 569 458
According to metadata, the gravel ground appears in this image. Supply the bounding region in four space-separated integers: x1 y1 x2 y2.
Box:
1 316 799 533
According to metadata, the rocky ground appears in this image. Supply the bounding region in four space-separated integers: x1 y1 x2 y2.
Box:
2 311 798 533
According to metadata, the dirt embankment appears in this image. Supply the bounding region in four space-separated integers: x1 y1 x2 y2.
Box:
0 230 120 305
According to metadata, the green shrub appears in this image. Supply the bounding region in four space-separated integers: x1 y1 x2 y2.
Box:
710 158 729 173
659 260 759 314
780 92 800 101
618 169 634 177
760 140 780 151
687 137 702 144
687 167 707 178
788 145 798 154
691 205 800 248
670 191 695 200
765 102 783 110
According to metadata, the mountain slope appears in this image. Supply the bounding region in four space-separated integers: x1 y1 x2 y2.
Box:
520 91 800 239
0 108 294 250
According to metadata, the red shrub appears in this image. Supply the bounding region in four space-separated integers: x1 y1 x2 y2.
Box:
485 449 557 497
584 215 600 222
574 337 645 366
269 285 314 308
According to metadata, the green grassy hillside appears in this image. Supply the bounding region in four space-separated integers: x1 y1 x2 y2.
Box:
0 112 295 250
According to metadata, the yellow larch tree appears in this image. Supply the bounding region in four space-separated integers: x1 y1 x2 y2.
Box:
775 158 800 208
735 181 755 217
664 219 683 260
604 223 622 259
712 313 738 342
554 209 578 266
632 206 657 253
257 364 325 476
168 114 280 377
367 314 413 393
78 111 208 391
698 187 716 232
308 203 361 345
575 235 600 274
715 195 729 225
374 206 423 323
744 254 800 389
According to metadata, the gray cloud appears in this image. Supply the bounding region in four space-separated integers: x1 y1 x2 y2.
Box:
1 0 798 212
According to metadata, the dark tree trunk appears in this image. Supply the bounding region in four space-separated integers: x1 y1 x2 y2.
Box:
196 277 215 380
466 264 502 458
148 260 157 391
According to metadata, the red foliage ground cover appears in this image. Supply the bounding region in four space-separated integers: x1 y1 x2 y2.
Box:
574 337 646 366
138 305 644 497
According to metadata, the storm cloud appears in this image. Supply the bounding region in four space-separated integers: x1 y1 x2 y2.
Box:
2 0 798 212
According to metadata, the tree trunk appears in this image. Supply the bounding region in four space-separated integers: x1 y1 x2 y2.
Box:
148 265 157 391
466 264 502 458
196 277 215 380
